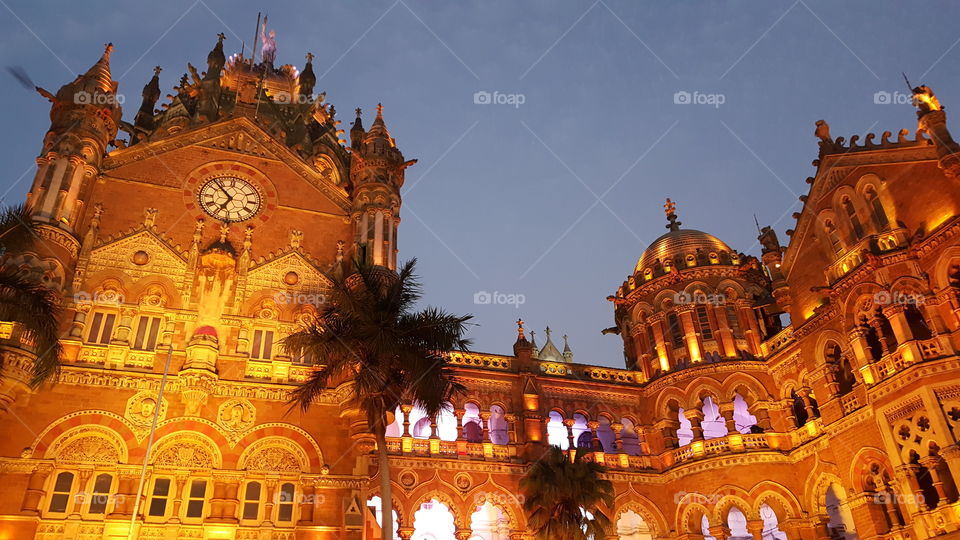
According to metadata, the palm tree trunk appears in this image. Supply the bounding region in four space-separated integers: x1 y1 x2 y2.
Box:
374 421 395 540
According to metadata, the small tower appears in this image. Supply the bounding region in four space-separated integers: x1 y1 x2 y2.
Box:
911 85 960 179
757 224 791 314
28 43 122 236
348 104 416 269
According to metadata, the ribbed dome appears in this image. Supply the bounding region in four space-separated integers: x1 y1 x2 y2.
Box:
634 228 733 273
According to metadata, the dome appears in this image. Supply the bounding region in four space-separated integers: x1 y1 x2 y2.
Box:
635 228 734 273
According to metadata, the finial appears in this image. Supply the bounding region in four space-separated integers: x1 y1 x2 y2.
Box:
104 43 114 57
529 330 537 346
355 107 362 118
306 52 314 63
219 222 229 242
516 318 525 340
376 102 384 117
217 32 225 43
545 326 551 339
664 198 681 231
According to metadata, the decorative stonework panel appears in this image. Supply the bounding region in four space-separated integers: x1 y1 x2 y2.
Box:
239 437 308 473
86 231 186 283
48 425 126 464
217 398 256 441
151 434 220 470
124 391 169 438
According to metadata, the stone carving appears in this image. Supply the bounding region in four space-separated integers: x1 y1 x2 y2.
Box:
124 391 168 435
152 442 214 469
217 398 256 437
239 438 308 473
56 436 120 464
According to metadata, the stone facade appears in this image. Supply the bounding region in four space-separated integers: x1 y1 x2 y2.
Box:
1 35 960 540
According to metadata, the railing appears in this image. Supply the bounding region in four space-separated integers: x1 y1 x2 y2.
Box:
382 436 516 461
671 432 772 464
841 391 862 414
445 351 512 370
763 326 795 356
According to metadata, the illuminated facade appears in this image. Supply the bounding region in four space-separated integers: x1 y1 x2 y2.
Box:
1 35 960 540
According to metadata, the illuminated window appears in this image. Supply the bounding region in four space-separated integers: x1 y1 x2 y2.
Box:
242 482 262 520
48 472 74 513
148 477 171 517
250 330 275 360
277 482 295 522
132 315 162 350
86 312 116 345
695 306 713 340
185 479 207 519
645 324 657 356
88 473 113 514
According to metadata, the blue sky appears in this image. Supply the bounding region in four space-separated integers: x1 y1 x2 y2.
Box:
2 1 959 367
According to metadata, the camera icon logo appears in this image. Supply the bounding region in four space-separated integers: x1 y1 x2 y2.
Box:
473 91 492 105
74 91 91 105
874 91 892 105
473 291 492 304
673 91 692 105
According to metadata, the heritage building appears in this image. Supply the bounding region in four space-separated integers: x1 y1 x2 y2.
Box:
0 32 959 540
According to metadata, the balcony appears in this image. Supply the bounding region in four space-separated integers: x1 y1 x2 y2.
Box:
669 432 775 466
383 436 518 461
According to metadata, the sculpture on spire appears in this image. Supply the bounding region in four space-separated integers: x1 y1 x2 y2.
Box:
259 16 277 65
911 84 942 117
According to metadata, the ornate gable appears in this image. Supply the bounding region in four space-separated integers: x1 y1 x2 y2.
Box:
85 230 187 283
245 251 331 299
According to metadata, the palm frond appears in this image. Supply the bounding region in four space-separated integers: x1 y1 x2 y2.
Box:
0 266 62 386
0 204 38 255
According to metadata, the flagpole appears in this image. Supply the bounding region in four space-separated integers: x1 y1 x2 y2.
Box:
127 347 173 539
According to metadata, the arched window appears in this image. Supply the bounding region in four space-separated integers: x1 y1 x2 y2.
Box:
695 305 713 340
48 472 74 513
904 304 933 340
242 481 262 521
824 221 843 255
620 418 642 456
667 313 684 349
843 198 864 242
277 482 296 522
791 390 809 427
701 397 725 440
676 408 693 447
489 405 508 445
463 402 483 443
865 187 889 230
148 477 172 517
88 473 113 514
645 324 657 357
185 479 207 519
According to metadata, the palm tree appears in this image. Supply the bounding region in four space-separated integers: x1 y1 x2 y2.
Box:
284 258 471 539
521 446 615 540
0 204 62 386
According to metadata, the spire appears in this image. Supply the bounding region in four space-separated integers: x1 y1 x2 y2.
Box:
365 102 393 144
298 52 316 97
664 197 681 232
513 318 533 357
82 43 116 94
562 334 573 362
205 33 226 81
538 326 564 362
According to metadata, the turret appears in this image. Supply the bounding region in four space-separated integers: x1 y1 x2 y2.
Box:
758 224 791 315
28 43 121 238
348 104 416 269
133 66 162 133
298 52 316 99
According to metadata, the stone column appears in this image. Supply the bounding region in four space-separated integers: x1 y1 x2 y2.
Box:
563 418 576 449
746 519 765 540
649 316 670 371
918 456 949 505
69 469 93 515
454 409 466 441
20 464 53 515
707 524 730 540
68 304 91 339
883 304 913 344
677 306 702 362
632 327 652 380
719 403 738 434
587 421 602 451
111 308 136 345
684 409 704 441
847 327 874 367
263 479 278 525
169 474 189 523
895 464 927 512
611 422 625 452
480 412 492 443
937 444 960 490
868 317 891 356
401 405 412 437
737 300 762 356
797 388 817 420
753 407 773 432
712 304 737 358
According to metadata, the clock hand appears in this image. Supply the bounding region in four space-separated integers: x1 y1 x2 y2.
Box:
215 180 231 199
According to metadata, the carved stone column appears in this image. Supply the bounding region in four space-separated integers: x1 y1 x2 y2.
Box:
454 409 466 441
745 519 765 540
562 418 576 449
20 464 53 515
168 473 189 523
719 403 738 434
611 422 625 452
708 524 730 540
797 388 817 420
480 412 492 443
263 479 278 526
401 404 412 437
398 526 414 539
587 420 602 451
297 478 315 524
69 469 93 516
68 303 91 339
684 409 704 441
111 308 136 345
882 304 913 344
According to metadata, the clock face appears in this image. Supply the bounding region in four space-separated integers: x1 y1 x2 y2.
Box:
198 177 262 222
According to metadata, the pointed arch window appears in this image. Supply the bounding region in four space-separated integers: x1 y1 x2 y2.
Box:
824 220 843 255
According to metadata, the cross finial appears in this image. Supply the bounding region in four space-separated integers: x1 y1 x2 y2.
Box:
355 107 362 118
376 102 383 117
217 32 226 43
516 318 525 340
306 52 314 63
545 326 551 339
153 66 162 76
